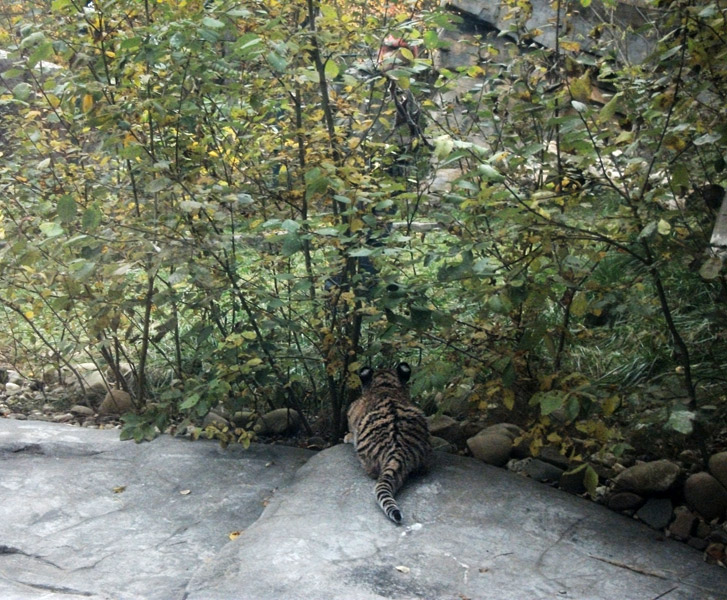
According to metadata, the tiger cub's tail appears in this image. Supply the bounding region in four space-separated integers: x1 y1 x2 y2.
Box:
375 453 407 524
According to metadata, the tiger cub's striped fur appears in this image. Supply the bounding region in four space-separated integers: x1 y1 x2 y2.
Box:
347 362 432 524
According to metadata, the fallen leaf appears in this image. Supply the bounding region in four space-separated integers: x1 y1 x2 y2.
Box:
180 489 191 496
112 486 126 494
395 565 410 573
228 530 243 541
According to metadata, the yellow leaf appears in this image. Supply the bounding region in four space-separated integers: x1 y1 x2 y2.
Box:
350 218 364 233
82 94 94 113
228 530 243 540
503 388 515 411
560 40 581 52
24 310 34 319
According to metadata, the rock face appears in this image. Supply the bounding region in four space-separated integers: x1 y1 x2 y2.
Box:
613 460 681 495
188 444 727 600
448 0 658 64
1 420 726 600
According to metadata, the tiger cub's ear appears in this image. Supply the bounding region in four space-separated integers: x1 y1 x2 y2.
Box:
396 362 411 383
359 366 374 387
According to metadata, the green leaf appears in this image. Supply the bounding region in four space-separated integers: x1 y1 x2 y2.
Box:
82 206 102 230
57 195 76 223
477 164 505 182
13 82 32 101
598 93 621 124
666 409 694 435
657 219 671 235
179 393 201 410
348 247 373 257
148 177 171 193
39 222 64 238
324 59 340 80
530 390 568 416
28 42 54 69
202 16 225 29
584 465 599 498
570 293 588 317
267 52 287 73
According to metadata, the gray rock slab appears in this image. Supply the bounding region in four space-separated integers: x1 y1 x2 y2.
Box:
187 445 726 600
0 420 312 600
2 420 726 600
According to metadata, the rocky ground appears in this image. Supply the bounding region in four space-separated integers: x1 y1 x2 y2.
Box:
1 363 726 571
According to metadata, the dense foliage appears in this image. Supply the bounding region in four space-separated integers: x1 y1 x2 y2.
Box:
1 0 725 462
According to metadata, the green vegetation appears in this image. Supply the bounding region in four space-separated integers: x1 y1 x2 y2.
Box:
0 0 725 462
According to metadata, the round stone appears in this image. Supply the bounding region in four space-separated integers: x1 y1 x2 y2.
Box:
684 472 727 522
708 452 727 490
98 390 134 416
467 432 512 467
613 460 680 495
607 491 645 511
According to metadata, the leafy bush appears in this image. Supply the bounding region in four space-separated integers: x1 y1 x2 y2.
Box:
0 0 725 457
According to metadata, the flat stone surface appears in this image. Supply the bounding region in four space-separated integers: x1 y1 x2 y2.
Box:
1 420 726 600
0 420 311 600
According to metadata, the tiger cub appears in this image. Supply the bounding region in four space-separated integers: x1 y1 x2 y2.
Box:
347 362 432 524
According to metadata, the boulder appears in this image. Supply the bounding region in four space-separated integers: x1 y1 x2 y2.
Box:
467 431 512 466
613 460 680 495
708 452 727 490
254 408 302 436
684 472 727 522
98 390 134 416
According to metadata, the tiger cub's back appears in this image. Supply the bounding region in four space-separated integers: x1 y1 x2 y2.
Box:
347 362 432 524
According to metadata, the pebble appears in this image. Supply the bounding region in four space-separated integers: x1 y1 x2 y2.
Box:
4 382 22 396
8 412 27 420
71 405 95 417
613 460 680 495
52 413 74 423
467 432 512 467
684 472 727 522
708 452 727 490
